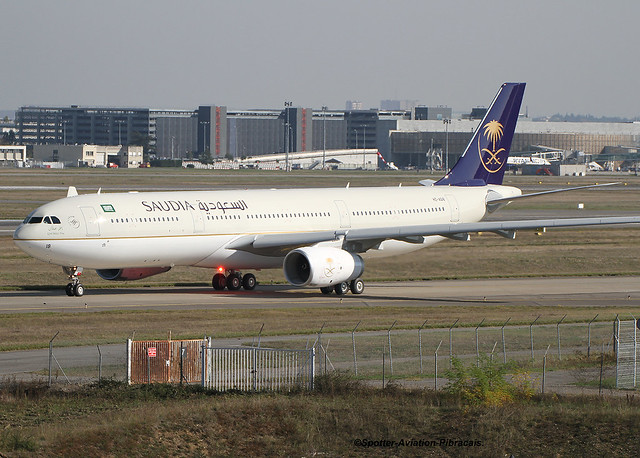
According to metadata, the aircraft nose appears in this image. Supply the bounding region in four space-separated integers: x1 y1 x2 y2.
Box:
13 224 25 240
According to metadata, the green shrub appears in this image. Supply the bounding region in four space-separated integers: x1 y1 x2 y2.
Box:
445 355 534 406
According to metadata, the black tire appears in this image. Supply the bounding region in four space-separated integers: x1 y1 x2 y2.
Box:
242 273 257 290
334 282 349 295
73 283 85 297
320 286 333 295
227 274 242 291
212 273 226 290
65 283 74 297
350 278 365 295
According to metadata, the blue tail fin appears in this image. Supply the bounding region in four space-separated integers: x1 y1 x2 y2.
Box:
435 82 525 187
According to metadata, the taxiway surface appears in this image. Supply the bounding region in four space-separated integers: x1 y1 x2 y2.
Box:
2 276 640 313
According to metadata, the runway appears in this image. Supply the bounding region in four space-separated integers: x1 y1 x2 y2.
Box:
2 276 640 314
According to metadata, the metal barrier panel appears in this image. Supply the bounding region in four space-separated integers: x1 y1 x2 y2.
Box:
128 339 207 384
616 320 637 389
204 347 314 391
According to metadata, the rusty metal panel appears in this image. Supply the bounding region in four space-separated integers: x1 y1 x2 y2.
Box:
129 339 206 384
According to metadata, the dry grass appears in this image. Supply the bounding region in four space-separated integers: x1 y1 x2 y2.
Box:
2 377 640 456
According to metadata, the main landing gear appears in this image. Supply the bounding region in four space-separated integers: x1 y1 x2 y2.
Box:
63 266 85 297
320 278 365 296
212 270 257 291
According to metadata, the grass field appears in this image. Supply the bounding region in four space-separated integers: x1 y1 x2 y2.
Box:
2 377 640 456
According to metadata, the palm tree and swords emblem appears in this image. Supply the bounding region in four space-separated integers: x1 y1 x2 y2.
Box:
479 120 506 173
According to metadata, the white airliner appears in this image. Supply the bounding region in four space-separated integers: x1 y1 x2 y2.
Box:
13 83 640 297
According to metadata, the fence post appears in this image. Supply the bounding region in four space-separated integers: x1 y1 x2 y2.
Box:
418 319 428 374
501 317 511 364
475 318 485 367
388 321 397 376
97 345 102 383
449 319 459 368
382 343 386 389
435 340 442 390
542 344 551 394
599 342 605 396
613 314 619 354
252 347 257 391
633 314 637 388
318 322 325 375
352 321 361 376
557 314 567 360
48 331 59 387
588 314 599 358
615 317 620 388
530 316 541 361
127 338 132 385
490 342 497 364
201 344 206 388
257 323 264 348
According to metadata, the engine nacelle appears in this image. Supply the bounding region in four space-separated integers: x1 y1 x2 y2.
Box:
96 267 171 281
283 247 364 287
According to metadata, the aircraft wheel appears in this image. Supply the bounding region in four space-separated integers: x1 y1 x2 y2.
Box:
65 283 74 297
242 273 256 290
212 273 226 290
320 286 333 295
226 273 242 291
350 278 365 295
334 282 349 296
73 283 85 297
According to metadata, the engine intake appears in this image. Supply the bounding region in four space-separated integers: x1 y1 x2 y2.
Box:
283 247 364 287
96 267 171 281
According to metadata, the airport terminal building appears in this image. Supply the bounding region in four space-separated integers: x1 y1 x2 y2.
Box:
14 104 640 169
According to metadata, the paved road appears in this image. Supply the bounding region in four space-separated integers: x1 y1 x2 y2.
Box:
2 277 640 314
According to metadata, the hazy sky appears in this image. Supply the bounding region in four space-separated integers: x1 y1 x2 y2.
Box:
3 0 639 117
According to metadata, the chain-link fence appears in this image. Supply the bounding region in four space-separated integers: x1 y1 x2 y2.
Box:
4 316 631 395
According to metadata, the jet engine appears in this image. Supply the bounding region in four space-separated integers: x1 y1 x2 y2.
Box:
283 247 364 287
96 267 171 281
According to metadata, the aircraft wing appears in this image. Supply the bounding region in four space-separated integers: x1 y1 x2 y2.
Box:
226 216 640 255
486 182 620 212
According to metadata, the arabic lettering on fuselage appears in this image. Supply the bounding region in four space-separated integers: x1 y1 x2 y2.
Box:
141 199 248 213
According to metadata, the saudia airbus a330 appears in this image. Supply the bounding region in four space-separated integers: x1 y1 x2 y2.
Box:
13 83 640 297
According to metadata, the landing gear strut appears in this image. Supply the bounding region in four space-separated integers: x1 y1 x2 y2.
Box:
320 278 365 296
63 266 85 297
211 270 257 291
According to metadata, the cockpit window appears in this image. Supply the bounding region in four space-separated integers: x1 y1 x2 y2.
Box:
43 216 52 224
23 211 36 224
51 216 61 224
28 217 43 224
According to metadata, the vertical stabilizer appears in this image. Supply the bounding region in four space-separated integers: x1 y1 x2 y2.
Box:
435 82 525 186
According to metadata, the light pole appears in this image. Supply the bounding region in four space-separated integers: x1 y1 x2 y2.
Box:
322 106 327 169
363 125 366 169
443 118 451 172
284 102 293 171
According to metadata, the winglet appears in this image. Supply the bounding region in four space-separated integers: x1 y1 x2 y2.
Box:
66 186 78 197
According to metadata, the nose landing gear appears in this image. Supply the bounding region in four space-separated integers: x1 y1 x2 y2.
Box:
63 266 85 297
